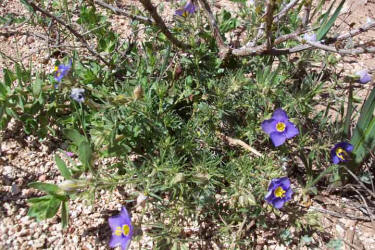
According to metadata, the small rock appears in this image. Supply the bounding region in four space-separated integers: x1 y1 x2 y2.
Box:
11 184 20 195
26 36 35 44
38 175 47 181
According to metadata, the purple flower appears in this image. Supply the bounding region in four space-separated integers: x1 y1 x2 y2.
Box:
54 59 72 82
175 1 196 17
108 207 133 250
261 108 299 147
66 151 74 157
70 88 85 103
356 70 372 84
265 177 293 209
330 142 353 164
303 33 317 42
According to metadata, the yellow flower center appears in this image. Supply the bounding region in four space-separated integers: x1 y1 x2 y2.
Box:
274 186 286 198
182 11 188 17
114 224 130 236
54 66 59 72
335 147 348 161
276 122 286 132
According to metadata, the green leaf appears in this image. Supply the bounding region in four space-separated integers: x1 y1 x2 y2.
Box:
3 68 16 86
27 195 55 221
32 78 43 97
61 201 69 228
78 141 92 170
55 155 72 180
63 128 87 146
316 0 346 41
0 82 9 99
28 182 60 194
28 182 68 201
351 86 375 165
28 195 53 204
46 198 61 219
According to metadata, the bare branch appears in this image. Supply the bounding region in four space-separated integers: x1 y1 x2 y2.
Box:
198 0 229 58
297 37 375 55
216 132 263 157
138 0 190 50
265 0 276 51
302 1 311 28
336 21 375 41
23 0 111 66
233 18 375 57
273 0 300 23
94 0 153 24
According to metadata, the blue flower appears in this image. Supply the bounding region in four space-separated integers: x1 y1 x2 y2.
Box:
261 108 299 147
70 88 85 103
330 142 353 164
108 207 133 250
175 1 196 17
265 177 293 209
356 70 372 84
54 59 72 82
303 33 317 42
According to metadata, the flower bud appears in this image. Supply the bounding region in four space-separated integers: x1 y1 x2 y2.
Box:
133 85 143 100
58 179 86 192
356 70 372 84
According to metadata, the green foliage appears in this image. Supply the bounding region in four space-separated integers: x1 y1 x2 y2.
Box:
316 0 346 41
351 87 375 164
2 0 373 247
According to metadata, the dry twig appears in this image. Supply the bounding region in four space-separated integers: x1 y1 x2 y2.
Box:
23 0 111 66
216 132 263 157
94 0 153 24
198 0 229 59
139 0 190 50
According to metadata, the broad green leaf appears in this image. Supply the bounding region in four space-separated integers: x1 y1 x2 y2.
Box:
316 0 346 41
32 78 43 97
46 198 61 219
55 155 72 180
28 195 53 204
78 141 92 170
28 199 50 221
63 128 86 146
28 182 60 194
28 182 68 201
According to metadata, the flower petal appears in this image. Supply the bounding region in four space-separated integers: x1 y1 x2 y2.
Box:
272 108 288 121
120 207 132 226
175 9 184 16
108 215 124 231
285 187 293 200
343 142 354 152
270 132 286 147
278 177 291 190
121 238 131 250
356 70 372 84
109 235 123 248
265 190 274 203
273 198 285 209
285 121 299 138
185 1 196 14
331 154 340 164
261 119 277 135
